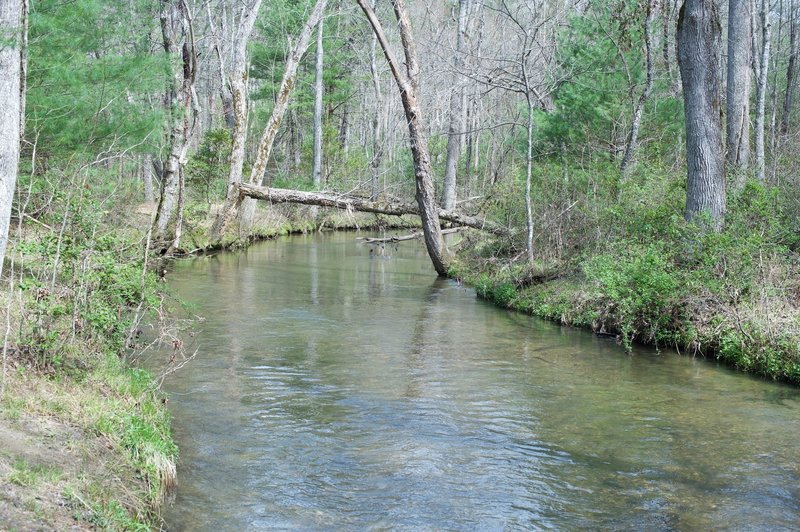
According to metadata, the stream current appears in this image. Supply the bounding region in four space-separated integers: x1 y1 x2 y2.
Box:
155 231 800 530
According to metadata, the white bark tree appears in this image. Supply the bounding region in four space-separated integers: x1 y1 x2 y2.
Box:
208 0 263 242
312 17 324 189
152 0 199 255
726 0 752 185
0 0 23 271
754 0 771 182
442 0 471 211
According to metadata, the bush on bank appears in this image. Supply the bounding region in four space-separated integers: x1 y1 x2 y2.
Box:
451 180 800 385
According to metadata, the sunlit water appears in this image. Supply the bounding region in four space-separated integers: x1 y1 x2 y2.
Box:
152 232 800 530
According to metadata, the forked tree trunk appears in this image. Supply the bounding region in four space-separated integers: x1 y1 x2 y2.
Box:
677 0 726 230
208 0 263 242
356 0 448 275
152 0 197 255
442 0 470 211
213 0 327 240
0 1 23 271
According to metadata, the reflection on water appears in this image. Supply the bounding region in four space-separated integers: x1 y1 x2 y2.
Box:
155 232 800 530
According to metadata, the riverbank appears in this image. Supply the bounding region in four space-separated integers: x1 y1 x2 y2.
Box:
0 199 422 529
448 223 800 386
0 191 180 528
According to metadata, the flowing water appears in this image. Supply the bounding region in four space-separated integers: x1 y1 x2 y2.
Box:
154 232 800 530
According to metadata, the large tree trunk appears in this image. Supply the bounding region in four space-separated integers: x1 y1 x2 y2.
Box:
726 0 752 185
754 0 771 182
677 0 726 230
620 0 658 180
0 0 23 271
214 0 327 240
208 0 262 242
312 18 324 188
152 0 197 255
442 0 470 211
239 184 507 234
356 0 448 275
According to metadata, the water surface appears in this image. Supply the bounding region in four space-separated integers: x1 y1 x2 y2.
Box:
154 232 800 530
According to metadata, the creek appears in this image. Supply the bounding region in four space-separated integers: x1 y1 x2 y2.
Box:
156 231 800 530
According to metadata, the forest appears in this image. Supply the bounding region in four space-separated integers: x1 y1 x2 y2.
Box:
1 0 800 528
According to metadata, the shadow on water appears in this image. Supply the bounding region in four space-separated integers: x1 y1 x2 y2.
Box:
155 232 800 531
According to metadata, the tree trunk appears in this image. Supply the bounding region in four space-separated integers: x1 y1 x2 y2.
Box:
143 153 155 203
208 0 263 242
781 0 798 135
442 0 470 211
524 98 535 262
754 0 770 182
369 0 383 199
620 0 658 180
238 184 507 235
18 0 27 140
677 0 726 230
152 0 198 255
356 0 448 275
0 0 23 271
312 18 324 188
206 0 234 129
726 0 752 185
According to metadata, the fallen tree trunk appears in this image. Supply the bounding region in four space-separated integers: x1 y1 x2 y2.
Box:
238 183 509 236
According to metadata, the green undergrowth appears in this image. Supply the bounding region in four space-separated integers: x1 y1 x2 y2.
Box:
2 169 178 529
451 181 800 385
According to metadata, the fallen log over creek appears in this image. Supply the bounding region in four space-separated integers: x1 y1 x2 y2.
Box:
238 184 509 236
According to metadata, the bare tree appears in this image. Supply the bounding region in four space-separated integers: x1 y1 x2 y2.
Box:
212 0 328 241
726 0 752 187
312 17 325 188
368 0 383 199
152 0 199 254
754 0 771 182
356 0 448 275
472 2 561 261
0 0 23 271
781 0 798 135
442 0 471 211
208 0 263 242
620 0 659 180
677 0 726 230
